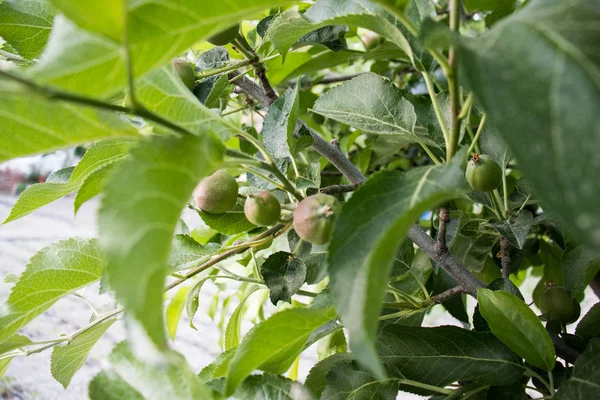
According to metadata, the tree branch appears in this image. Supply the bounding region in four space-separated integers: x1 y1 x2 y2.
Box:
407 225 485 295
431 286 465 304
499 237 511 278
234 74 485 295
320 183 359 195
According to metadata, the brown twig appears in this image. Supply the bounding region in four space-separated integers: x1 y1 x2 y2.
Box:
320 183 359 195
431 286 465 304
499 237 511 278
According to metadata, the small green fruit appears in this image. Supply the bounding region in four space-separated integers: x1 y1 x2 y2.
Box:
172 59 196 90
207 24 239 46
539 286 581 324
244 191 281 226
293 194 341 245
194 170 238 214
465 154 503 192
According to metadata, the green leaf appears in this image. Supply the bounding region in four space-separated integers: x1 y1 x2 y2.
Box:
321 361 398 400
328 158 468 378
463 0 515 13
104 342 212 400
229 374 316 399
379 324 524 387
225 307 337 395
195 201 256 235
186 277 210 330
204 74 231 110
0 76 138 163
266 0 413 63
98 134 223 349
136 66 234 140
51 318 116 388
313 73 417 136
305 352 354 397
3 139 135 223
554 339 600 400
459 0 600 251
74 163 116 214
169 235 220 271
224 287 262 351
198 348 236 382
49 0 123 41
261 251 307 305
89 370 145 400
450 215 499 272
0 238 103 343
490 210 533 249
477 288 555 370
576 303 600 339
0 334 32 354
166 286 190 341
262 84 299 159
0 0 56 59
288 229 312 259
562 246 600 297
473 278 524 332
30 1 290 98
304 253 328 285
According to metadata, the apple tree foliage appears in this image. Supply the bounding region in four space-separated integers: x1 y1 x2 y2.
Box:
0 0 599 398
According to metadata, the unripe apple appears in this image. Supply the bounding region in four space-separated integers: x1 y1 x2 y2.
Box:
244 191 281 227
207 24 240 46
293 194 341 245
194 170 238 214
172 59 196 91
465 154 502 192
539 286 581 324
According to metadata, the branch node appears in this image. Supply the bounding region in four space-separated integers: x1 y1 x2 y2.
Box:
436 208 450 255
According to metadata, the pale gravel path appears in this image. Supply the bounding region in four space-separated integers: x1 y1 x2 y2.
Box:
0 195 596 399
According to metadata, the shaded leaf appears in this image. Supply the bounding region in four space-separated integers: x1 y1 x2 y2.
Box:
0 238 103 343
328 157 468 378
186 278 210 330
305 352 354 397
304 253 328 285
378 324 524 387
562 246 600 297
287 229 312 259
576 303 600 339
554 339 600 400
321 361 398 400
51 319 116 388
459 0 600 252
490 210 534 249
225 307 337 395
204 74 231 110
230 374 315 400
477 288 555 370
98 134 223 349
261 251 307 305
